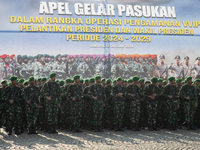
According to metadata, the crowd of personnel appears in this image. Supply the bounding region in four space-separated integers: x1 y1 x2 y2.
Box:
1 53 200 81
0 72 200 135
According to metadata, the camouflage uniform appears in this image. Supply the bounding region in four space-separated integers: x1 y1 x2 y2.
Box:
41 81 61 131
144 84 160 130
104 85 113 129
23 85 40 132
89 83 105 131
0 87 6 127
126 84 140 130
68 83 84 131
179 83 197 129
112 84 126 130
162 84 179 129
3 85 24 134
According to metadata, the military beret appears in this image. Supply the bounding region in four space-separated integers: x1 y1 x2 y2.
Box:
9 76 17 81
175 78 182 83
89 78 95 83
22 55 27 59
116 77 122 81
162 80 167 85
132 76 140 81
95 75 101 80
71 79 74 83
49 73 56 78
17 55 22 59
139 78 145 83
186 76 192 82
113 79 117 83
184 56 189 60
84 79 89 83
28 76 34 82
106 78 111 84
101 78 105 82
181 81 185 84
196 57 200 61
128 79 133 83
56 54 61 58
168 77 175 81
56 79 59 83
73 75 80 80
41 77 47 81
37 78 42 81
158 78 163 82
23 80 29 85
8 83 11 86
66 78 72 83
151 77 158 83
80 79 84 83
174 55 180 60
1 80 7 84
18 78 25 83
159 54 165 59
59 80 65 86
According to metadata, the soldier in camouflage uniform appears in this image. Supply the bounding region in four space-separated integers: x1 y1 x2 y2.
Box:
162 77 179 130
84 78 94 130
3 76 24 135
176 78 184 129
89 75 105 132
68 75 84 133
23 76 40 134
144 77 160 131
156 78 164 128
138 78 147 129
103 78 113 129
112 77 126 131
179 76 197 130
41 73 61 133
58 80 65 130
126 76 141 131
0 80 7 128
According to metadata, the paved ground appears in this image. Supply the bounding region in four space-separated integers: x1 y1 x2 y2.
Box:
0 128 200 150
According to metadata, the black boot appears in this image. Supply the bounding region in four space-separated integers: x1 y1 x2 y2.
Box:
8 129 12 135
15 127 21 135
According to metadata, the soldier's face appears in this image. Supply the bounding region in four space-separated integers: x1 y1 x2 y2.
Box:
170 80 175 84
29 80 34 85
1 83 7 88
41 57 45 62
4 57 9 63
160 58 165 63
117 80 122 85
51 76 56 82
11 80 17 86
75 79 80 84
96 79 101 84
140 83 145 87
187 79 192 84
18 82 23 87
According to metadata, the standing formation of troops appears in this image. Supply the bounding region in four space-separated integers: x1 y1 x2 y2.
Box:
1 54 200 82
0 71 200 135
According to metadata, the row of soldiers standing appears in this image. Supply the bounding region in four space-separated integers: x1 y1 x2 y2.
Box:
0 73 200 135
